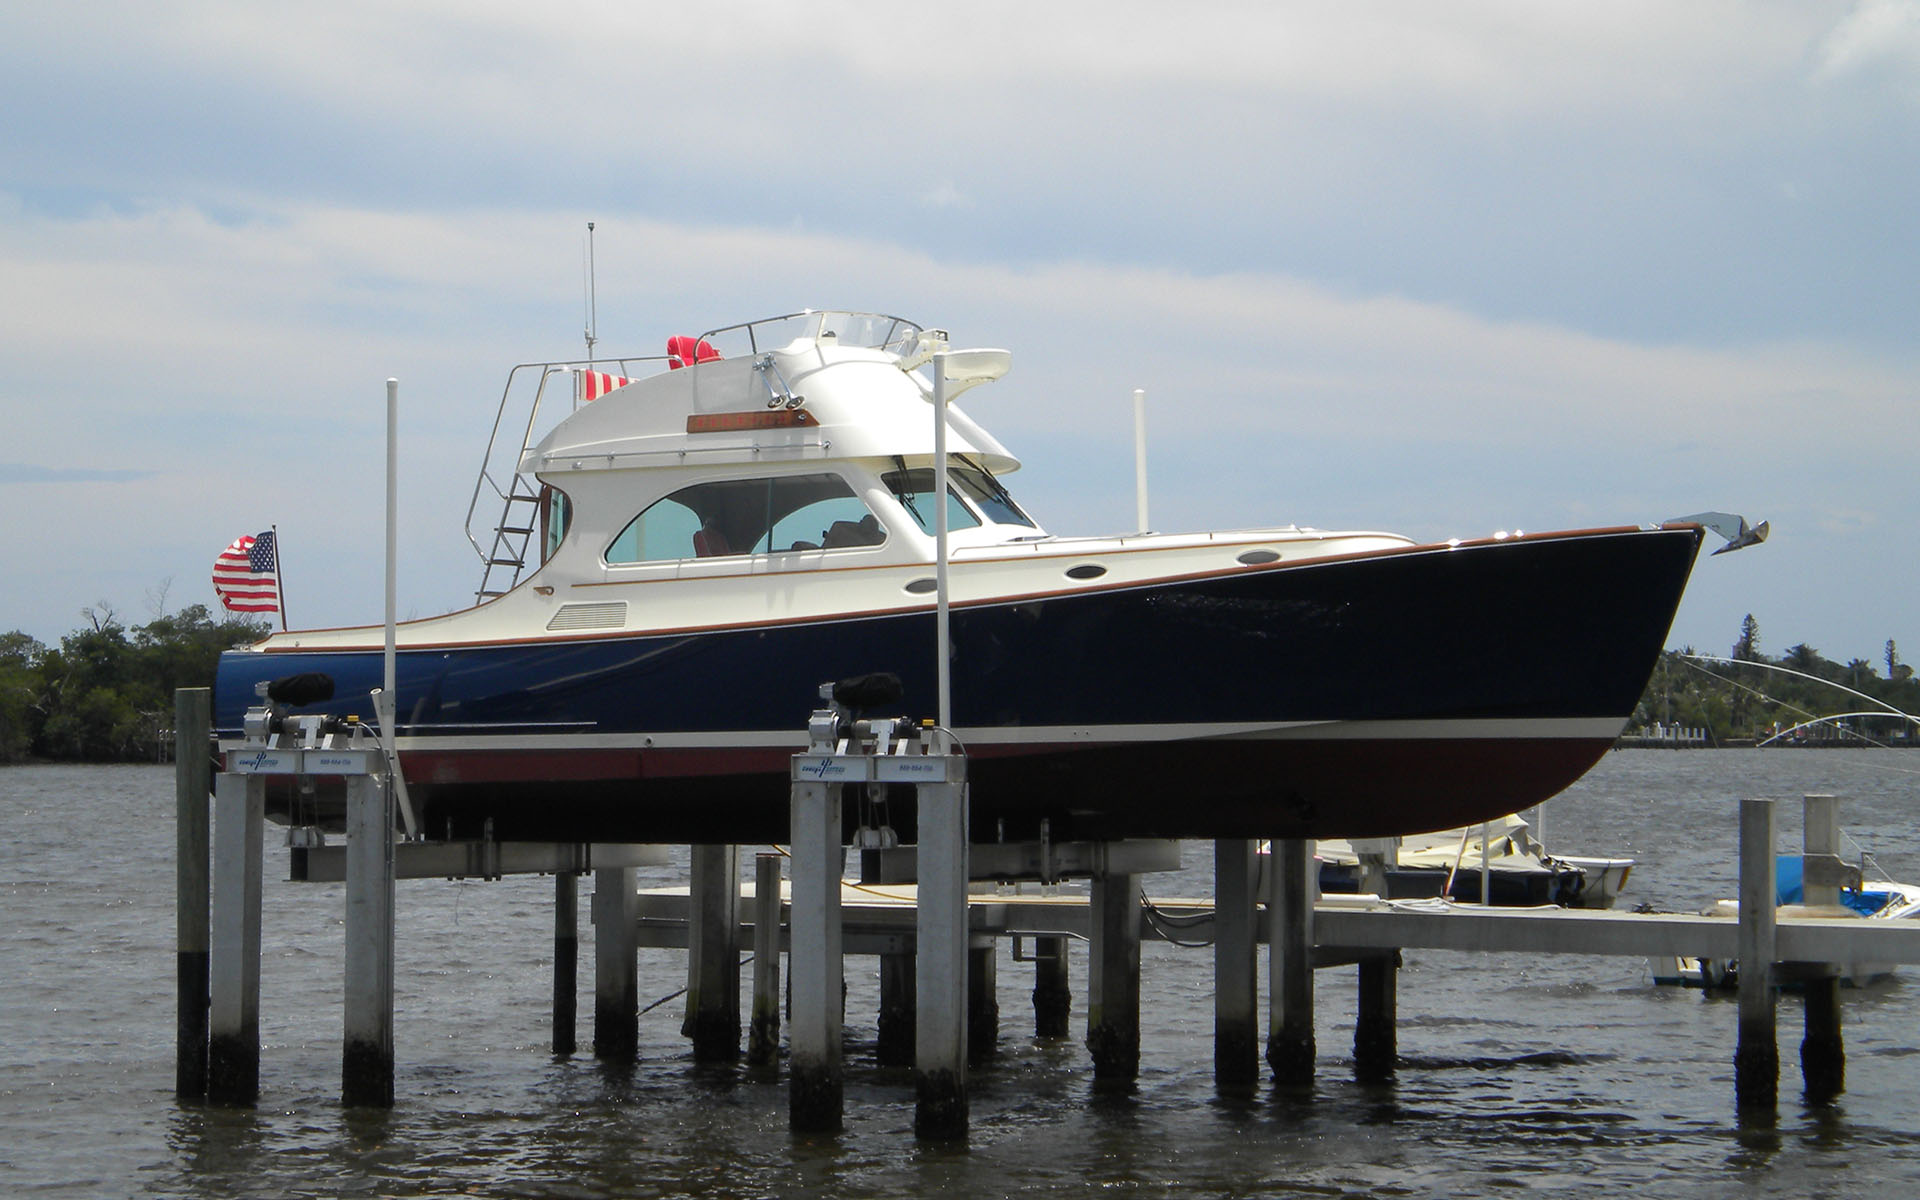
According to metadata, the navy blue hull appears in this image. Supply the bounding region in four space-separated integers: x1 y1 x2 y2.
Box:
214 525 1701 841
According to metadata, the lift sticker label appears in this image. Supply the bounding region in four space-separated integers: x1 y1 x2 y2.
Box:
793 756 856 781
230 749 300 774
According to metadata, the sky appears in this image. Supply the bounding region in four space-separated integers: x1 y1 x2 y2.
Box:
1 1 1915 671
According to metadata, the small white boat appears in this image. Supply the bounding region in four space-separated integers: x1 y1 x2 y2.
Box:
1314 813 1635 908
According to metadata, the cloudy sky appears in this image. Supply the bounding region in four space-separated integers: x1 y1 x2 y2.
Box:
2 1 1915 671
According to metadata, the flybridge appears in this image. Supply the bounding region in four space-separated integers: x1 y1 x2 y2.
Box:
462 311 935 601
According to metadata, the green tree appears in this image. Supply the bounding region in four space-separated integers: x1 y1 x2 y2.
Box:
1783 643 1825 675
0 631 45 762
22 600 268 762
1732 614 1761 661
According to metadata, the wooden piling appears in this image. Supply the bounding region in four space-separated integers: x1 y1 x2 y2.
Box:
1354 952 1398 1082
1734 798 1778 1111
789 778 843 1131
913 770 969 1137
553 873 578 1056
685 844 742 1061
1801 976 1844 1103
877 952 915 1067
1086 870 1141 1083
174 688 212 1100
1030 935 1071 1040
342 771 395 1107
748 853 782 1067
207 771 263 1106
1213 838 1259 1088
967 942 998 1066
592 866 640 1062
1267 838 1315 1086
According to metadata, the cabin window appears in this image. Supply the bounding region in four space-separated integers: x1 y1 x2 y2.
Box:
606 473 885 564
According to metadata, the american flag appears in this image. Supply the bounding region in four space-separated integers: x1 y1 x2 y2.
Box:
212 531 280 614
581 369 634 401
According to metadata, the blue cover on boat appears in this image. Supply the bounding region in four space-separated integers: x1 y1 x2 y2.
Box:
1775 854 1886 916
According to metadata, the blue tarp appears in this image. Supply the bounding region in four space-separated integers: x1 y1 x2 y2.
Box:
1775 854 1890 916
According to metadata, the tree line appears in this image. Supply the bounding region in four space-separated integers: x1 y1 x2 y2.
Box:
1635 616 1919 746
0 604 269 763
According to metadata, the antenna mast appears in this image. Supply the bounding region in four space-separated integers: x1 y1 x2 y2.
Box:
583 221 598 364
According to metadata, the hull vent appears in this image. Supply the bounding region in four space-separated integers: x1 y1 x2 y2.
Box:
546 601 628 631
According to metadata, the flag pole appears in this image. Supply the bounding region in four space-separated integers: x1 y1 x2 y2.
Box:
272 523 288 631
583 221 597 364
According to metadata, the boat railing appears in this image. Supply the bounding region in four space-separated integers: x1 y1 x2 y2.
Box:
460 312 926 602
694 310 925 360
463 353 667 603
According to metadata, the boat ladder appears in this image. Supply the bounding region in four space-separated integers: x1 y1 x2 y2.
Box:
463 354 665 604
474 481 542 601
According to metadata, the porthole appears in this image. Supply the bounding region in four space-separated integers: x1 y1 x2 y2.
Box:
1236 549 1281 565
1065 564 1108 580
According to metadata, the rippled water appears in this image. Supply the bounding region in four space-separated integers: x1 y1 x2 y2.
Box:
4 752 1920 1198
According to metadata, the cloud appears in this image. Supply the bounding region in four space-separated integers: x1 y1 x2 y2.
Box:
1817 0 1920 84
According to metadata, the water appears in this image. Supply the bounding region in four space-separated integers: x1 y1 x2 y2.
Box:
4 752 1920 1198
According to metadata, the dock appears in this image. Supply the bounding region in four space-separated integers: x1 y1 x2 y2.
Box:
174 686 1920 1136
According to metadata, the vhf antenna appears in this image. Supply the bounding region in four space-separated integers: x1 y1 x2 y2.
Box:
583 220 598 364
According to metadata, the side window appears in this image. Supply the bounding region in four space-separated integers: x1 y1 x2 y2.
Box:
607 474 884 564
607 493 703 563
541 487 571 563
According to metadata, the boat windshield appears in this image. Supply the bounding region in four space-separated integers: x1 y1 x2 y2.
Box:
882 461 1035 535
951 458 1034 527
697 311 925 359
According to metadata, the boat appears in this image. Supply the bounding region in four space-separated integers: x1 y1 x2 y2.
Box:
1650 855 1920 987
213 309 1711 845
1314 813 1634 908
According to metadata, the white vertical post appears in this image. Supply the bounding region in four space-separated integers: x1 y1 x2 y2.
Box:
1479 820 1492 906
748 852 783 1067
384 378 398 704
1132 388 1149 533
788 778 843 1131
175 688 212 1099
1087 870 1142 1082
342 768 395 1107
587 871 641 1059
1802 794 1841 908
1800 793 1845 1101
592 867 640 1060
207 770 264 1105
1735 798 1778 1110
915 768 970 1137
931 353 953 738
378 377 417 838
685 843 741 1061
